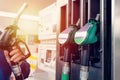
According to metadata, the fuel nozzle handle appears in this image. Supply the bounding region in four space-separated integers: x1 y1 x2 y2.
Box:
74 14 100 80
0 3 29 80
58 19 80 80
8 3 28 80
58 18 80 45
74 14 100 45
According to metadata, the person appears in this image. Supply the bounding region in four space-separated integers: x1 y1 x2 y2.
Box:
0 46 30 80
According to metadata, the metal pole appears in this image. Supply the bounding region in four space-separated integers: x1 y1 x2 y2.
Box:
111 0 114 79
100 0 112 80
100 0 105 79
80 0 84 27
67 0 72 27
88 0 91 20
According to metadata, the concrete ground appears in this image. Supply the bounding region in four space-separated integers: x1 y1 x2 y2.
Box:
25 68 55 80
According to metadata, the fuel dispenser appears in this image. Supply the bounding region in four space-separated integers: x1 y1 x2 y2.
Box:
56 0 102 80
58 14 100 80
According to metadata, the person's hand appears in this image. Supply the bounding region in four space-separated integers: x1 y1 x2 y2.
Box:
4 46 25 65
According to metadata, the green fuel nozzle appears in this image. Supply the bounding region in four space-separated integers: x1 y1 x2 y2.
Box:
74 14 100 80
58 25 77 80
74 14 100 45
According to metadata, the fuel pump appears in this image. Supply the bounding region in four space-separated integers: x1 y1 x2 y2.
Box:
74 14 100 80
58 19 80 80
